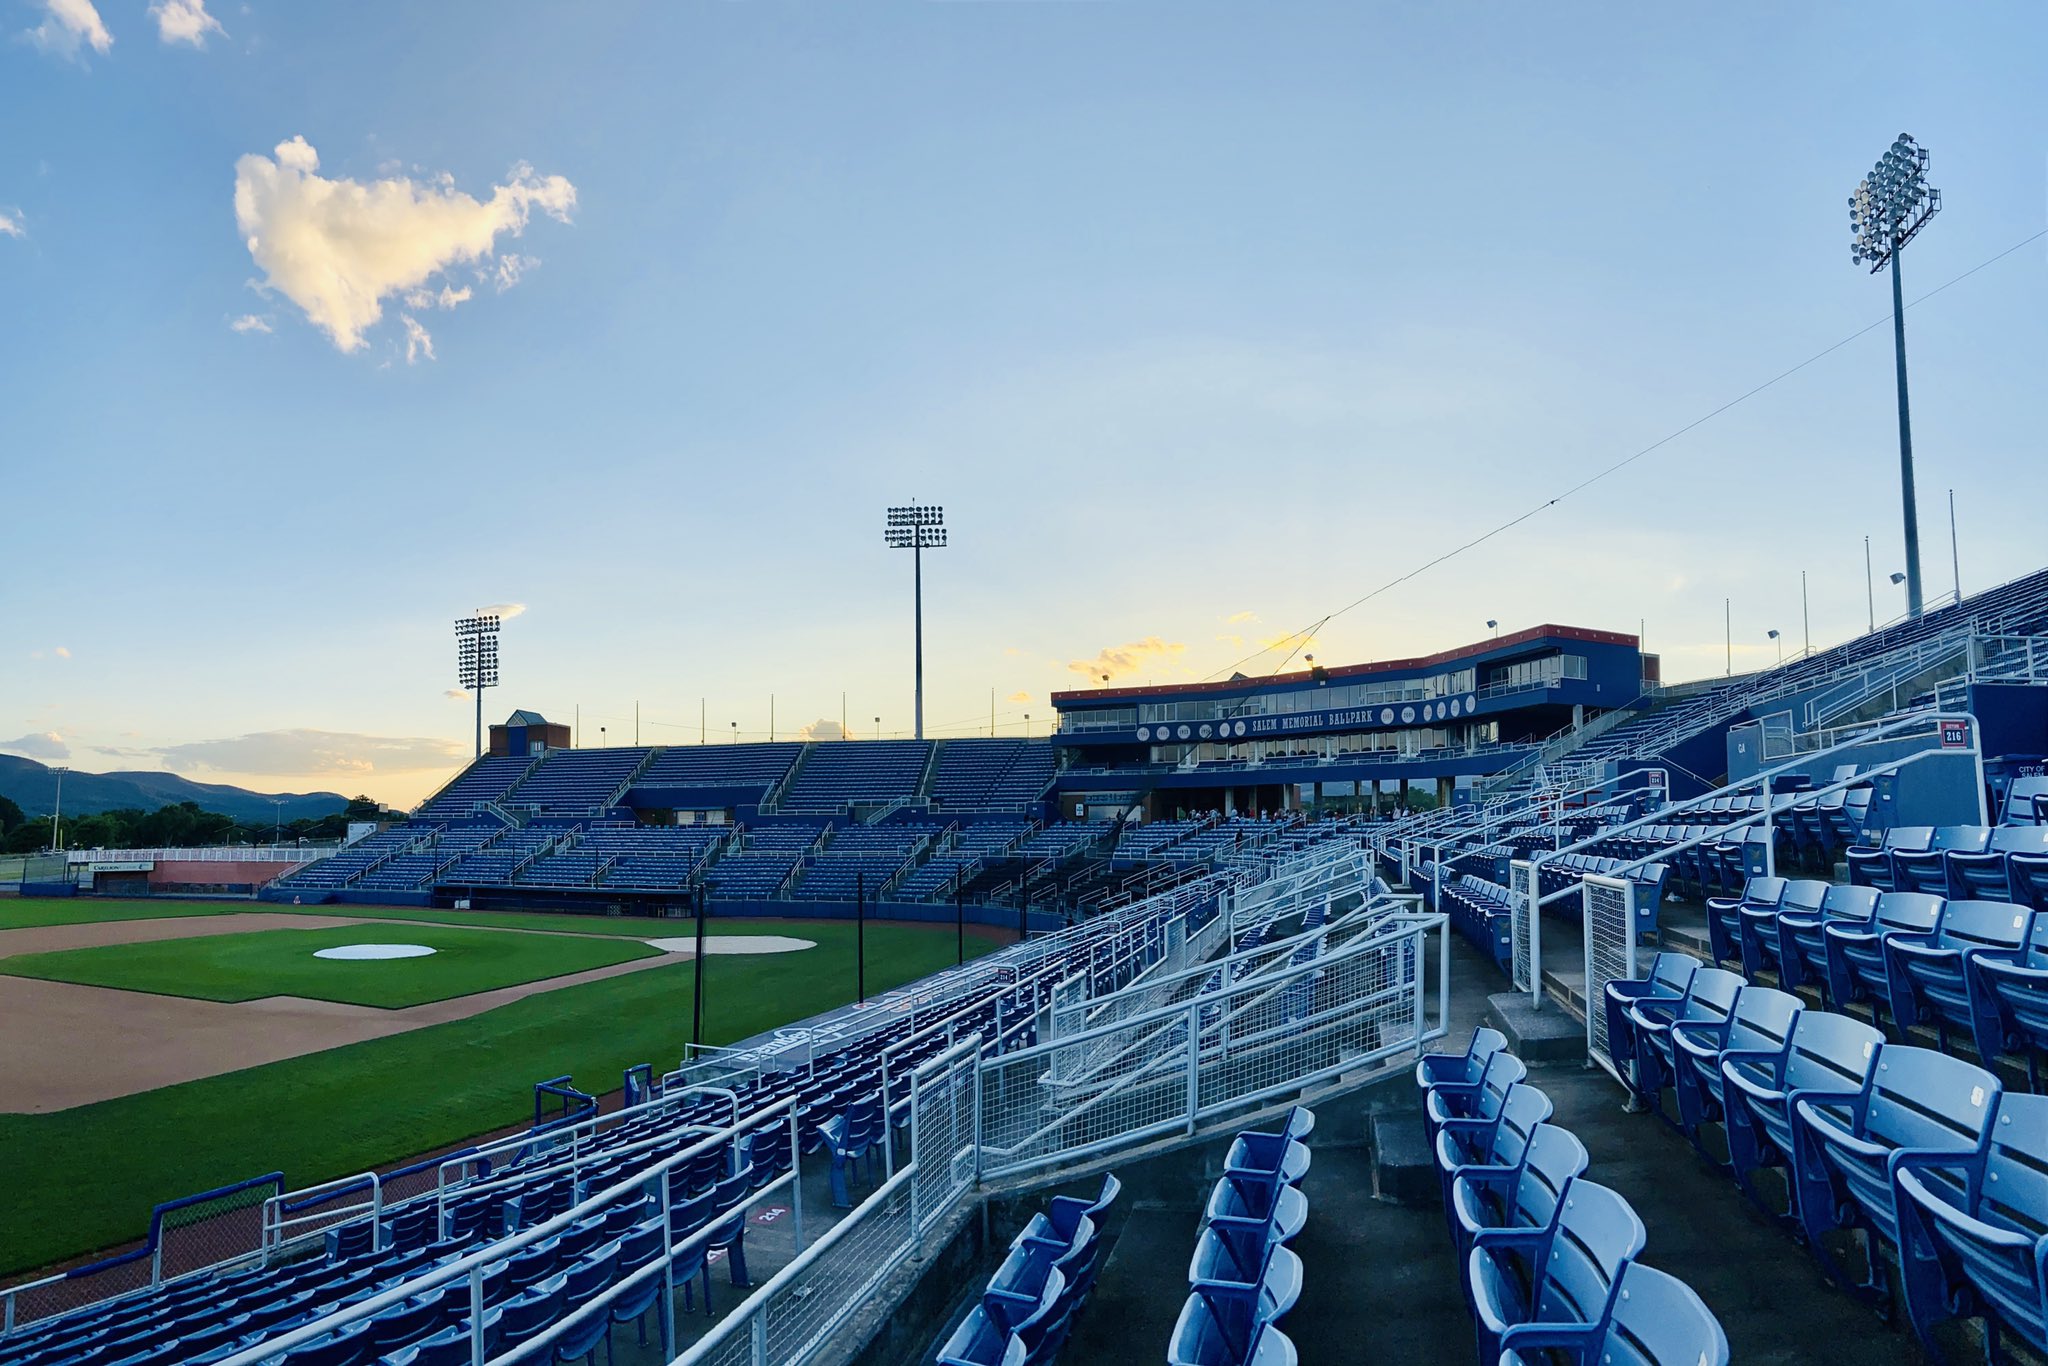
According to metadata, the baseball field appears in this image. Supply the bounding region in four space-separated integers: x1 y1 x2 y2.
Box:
0 896 1002 1279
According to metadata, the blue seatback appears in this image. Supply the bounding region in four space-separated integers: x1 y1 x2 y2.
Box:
1473 1179 1645 1358
1864 1048 1999 1155
1493 1124 1588 1237
1777 880 1829 917
1720 987 1802 1060
1583 1262 1730 1366
1779 1011 1884 1099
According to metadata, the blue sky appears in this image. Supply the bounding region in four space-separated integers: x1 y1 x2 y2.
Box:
2 1 2043 806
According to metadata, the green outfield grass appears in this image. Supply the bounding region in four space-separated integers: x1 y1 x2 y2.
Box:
0 924 662 1008
0 917 997 1279
0 897 261 931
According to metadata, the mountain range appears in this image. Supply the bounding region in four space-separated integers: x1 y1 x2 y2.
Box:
0 755 351 823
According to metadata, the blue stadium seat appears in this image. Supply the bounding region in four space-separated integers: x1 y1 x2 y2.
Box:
1792 1046 2000 1297
1944 824 2048 904
1448 1121 1587 1264
1435 1083 1553 1226
1704 875 1784 966
1223 1108 1314 1189
1721 1009 1883 1222
1413 1028 1507 1095
1496 1261 1729 1366
1204 1173 1308 1247
1422 1052 1526 1150
1165 1294 1296 1366
1467 1179 1646 1366
1895 1091 2048 1359
1773 883 1880 1005
1600 953 1698 1090
1671 986 1801 1151
1883 900 2036 1054
1737 878 1826 982
1845 826 1933 892
1892 825 1993 897
1820 891 1946 1030
1624 968 1744 1114
1963 910 2048 1090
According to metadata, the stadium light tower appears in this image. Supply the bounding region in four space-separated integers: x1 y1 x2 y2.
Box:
454 614 501 759
884 503 946 740
1850 133 1941 620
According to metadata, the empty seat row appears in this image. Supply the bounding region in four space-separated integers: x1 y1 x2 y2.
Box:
1846 823 2048 907
935 1175 1119 1366
1701 878 2048 1087
1415 1032 1728 1366
1602 952 2048 1359
1167 1109 1313 1366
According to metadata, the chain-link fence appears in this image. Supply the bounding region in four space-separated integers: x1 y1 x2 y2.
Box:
2 1172 282 1332
678 1167 920 1366
1510 857 1539 999
907 1039 979 1238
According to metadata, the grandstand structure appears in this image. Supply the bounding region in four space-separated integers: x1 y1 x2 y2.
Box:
17 565 2048 1366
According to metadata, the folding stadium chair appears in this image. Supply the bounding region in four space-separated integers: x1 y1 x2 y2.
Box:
1895 1091 2048 1359
1448 1122 1588 1267
1204 1171 1309 1247
551 1241 621 1365
1413 1027 1508 1094
1467 1179 1646 1366
1223 1107 1314 1189
1960 909 2048 1090
1737 878 1825 982
1704 875 1785 968
1883 901 2036 1053
1892 825 1993 897
1435 1083 1553 1234
1821 891 1946 1032
1792 1045 2000 1300
1671 986 1801 1153
1600 952 1698 1097
1846 826 1933 892
1497 1261 1729 1366
937 1267 1064 1366
1773 884 1879 1005
1165 1290 1298 1366
1721 1009 1883 1224
605 1221 666 1356
1422 1051 1525 1149
1945 825 2048 903
1626 968 1744 1117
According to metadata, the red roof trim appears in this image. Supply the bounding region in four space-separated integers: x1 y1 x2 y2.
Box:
1051 624 1639 704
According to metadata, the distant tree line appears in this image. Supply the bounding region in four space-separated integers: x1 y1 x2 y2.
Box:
0 795 384 855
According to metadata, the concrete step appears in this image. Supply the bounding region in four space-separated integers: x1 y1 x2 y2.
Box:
1484 990 1584 1063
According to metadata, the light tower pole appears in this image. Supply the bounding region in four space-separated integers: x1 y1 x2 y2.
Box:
884 503 947 740
1850 133 1941 620
455 614 501 758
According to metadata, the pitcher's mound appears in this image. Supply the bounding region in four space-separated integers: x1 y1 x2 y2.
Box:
313 944 438 960
645 935 816 956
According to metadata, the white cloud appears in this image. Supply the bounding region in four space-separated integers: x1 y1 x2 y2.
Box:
153 728 463 777
0 208 24 239
1006 691 1031 705
404 284 471 311
232 136 576 354
490 253 536 292
228 313 272 333
1067 637 1188 682
401 314 434 364
53 646 71 659
475 602 526 620
0 731 70 762
444 689 468 702
25 0 112 61
148 0 221 47
797 719 844 742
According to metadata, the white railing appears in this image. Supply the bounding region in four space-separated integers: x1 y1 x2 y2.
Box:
1512 708 1987 1009
63 845 335 864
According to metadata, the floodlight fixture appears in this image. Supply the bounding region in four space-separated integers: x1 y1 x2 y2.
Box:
454 613 503 758
884 502 947 739
1849 133 1941 620
1890 572 1907 585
